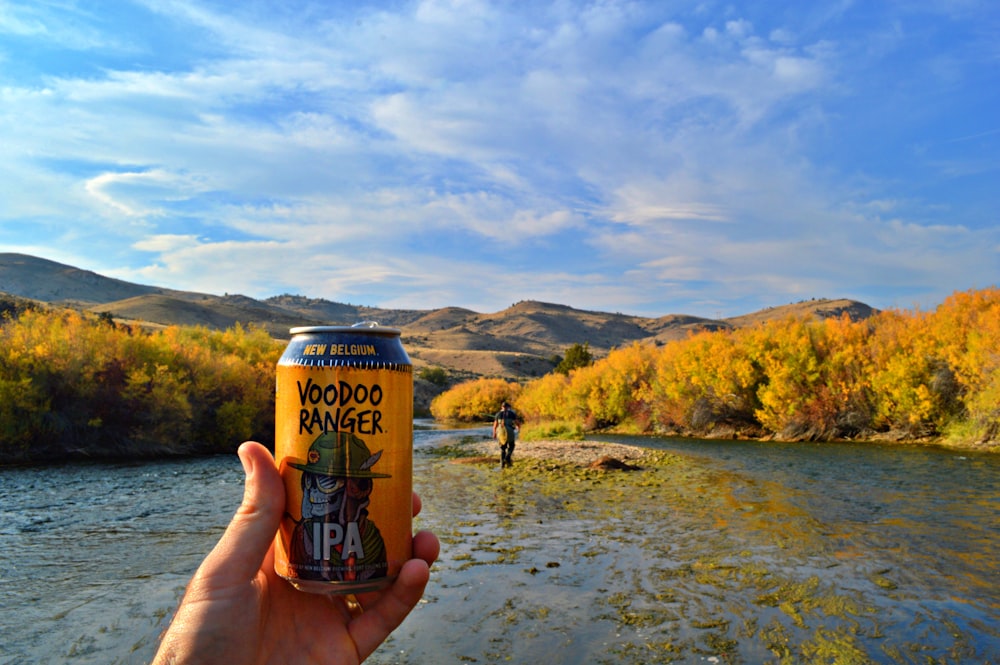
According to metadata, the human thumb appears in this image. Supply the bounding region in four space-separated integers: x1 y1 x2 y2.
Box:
194 441 286 587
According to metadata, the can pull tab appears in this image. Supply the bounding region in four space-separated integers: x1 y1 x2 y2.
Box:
351 321 381 328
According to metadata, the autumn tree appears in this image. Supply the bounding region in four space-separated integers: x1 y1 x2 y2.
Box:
924 288 1000 440
646 329 763 433
516 371 572 421
563 342 654 430
0 309 283 463
429 377 521 422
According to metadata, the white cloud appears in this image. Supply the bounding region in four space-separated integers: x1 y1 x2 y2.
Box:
726 19 754 39
85 169 206 218
425 192 581 240
132 234 202 253
0 2 114 50
1 0 995 318
607 181 731 225
0 6 47 36
636 255 709 282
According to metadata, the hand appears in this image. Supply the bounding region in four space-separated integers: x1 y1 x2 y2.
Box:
152 441 440 665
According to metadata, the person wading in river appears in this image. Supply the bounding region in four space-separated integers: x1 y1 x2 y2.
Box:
492 401 521 468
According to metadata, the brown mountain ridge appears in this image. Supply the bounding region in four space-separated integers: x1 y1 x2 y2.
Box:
0 252 876 384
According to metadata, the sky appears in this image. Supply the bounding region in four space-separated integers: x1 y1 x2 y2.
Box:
1 0 997 319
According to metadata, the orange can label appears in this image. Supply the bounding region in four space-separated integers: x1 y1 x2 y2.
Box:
273 326 412 594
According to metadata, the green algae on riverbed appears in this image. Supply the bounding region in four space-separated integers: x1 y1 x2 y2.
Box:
393 440 998 664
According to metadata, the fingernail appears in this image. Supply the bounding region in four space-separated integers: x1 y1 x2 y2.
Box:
239 445 254 479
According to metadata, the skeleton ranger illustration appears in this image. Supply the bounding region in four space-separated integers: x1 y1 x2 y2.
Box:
284 431 390 582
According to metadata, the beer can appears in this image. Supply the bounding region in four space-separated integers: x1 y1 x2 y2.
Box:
273 323 412 594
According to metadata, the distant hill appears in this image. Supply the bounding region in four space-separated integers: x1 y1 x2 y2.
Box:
0 252 877 384
0 253 165 304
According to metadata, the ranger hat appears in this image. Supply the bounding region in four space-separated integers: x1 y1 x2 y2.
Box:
288 431 391 479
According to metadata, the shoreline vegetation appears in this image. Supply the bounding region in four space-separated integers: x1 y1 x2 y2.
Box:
2 287 999 465
0 301 280 465
432 287 1000 455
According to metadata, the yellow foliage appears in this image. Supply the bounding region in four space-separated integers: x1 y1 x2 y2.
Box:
516 372 572 420
647 329 762 429
867 309 940 431
429 377 521 422
503 287 1000 444
5 286 1000 458
744 315 875 437
0 309 284 461
566 342 655 428
924 288 1000 437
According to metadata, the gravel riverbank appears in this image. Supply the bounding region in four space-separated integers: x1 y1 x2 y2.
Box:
453 437 649 467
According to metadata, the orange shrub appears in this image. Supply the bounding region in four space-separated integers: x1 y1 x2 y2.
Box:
429 377 521 422
563 342 655 430
516 371 572 421
646 329 762 431
0 309 284 461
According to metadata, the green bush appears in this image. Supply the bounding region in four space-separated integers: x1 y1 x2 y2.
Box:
418 366 449 386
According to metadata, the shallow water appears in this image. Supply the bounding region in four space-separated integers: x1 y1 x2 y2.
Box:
0 428 997 664
0 456 243 664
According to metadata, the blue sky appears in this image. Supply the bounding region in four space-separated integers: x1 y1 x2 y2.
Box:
1 0 997 318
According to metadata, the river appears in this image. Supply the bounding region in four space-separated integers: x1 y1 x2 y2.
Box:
0 426 997 664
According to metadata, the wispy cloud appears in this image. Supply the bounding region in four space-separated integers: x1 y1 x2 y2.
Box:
0 0 996 317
